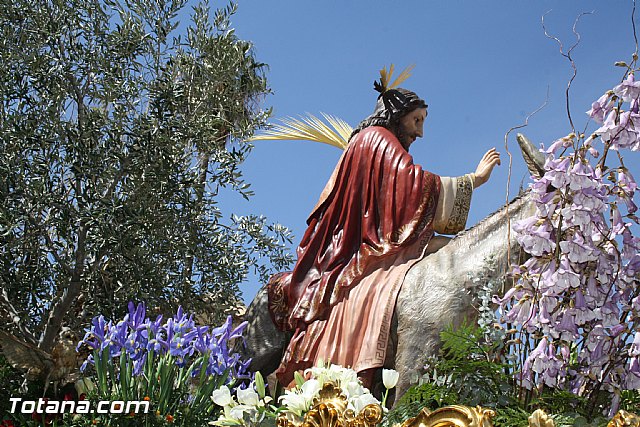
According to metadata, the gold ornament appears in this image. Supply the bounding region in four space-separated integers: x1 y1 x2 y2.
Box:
276 382 383 427
607 410 640 427
528 409 555 427
398 405 496 427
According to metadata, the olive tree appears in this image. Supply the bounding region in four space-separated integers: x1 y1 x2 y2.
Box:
0 0 292 353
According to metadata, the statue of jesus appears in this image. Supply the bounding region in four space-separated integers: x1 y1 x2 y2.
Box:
266 72 501 389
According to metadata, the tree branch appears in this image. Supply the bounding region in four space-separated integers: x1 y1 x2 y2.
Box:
542 10 593 135
0 288 37 345
39 223 87 352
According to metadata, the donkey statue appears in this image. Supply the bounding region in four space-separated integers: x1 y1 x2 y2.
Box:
240 134 545 399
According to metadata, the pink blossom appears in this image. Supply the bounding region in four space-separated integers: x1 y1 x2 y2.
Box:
626 357 640 389
529 339 548 374
549 258 581 293
493 286 517 306
622 230 640 260
515 217 555 256
505 296 537 330
570 289 596 325
556 312 579 340
613 73 640 102
568 161 598 191
586 326 607 352
543 157 572 188
502 79 640 399
545 137 573 154
609 324 626 338
611 206 628 235
559 233 598 264
595 300 621 327
618 169 638 195
596 111 640 151
561 205 594 228
627 260 640 280
538 297 555 325
572 190 607 214
525 339 565 388
587 92 615 124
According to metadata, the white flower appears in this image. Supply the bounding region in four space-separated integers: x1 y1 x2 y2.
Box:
211 386 233 407
280 391 309 415
343 380 366 399
280 378 322 416
237 387 260 406
230 404 250 420
300 378 322 398
382 369 399 389
349 393 380 413
209 404 243 426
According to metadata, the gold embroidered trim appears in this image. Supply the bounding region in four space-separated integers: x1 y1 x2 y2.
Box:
442 174 473 234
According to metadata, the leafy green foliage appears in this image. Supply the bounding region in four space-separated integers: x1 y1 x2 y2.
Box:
382 322 510 427
0 356 27 415
491 407 533 427
619 389 640 412
426 322 516 408
384 320 637 427
0 0 293 349
0 0 293 413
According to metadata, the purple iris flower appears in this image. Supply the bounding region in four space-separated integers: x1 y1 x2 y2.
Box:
132 352 147 376
80 354 94 372
127 301 147 331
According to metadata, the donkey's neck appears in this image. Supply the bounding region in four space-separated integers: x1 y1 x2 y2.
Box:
429 192 535 280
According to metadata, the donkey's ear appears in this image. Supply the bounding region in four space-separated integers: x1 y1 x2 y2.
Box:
517 133 546 179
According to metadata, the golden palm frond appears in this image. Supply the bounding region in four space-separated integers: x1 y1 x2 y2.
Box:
379 64 394 93
378 64 415 92
389 64 415 89
248 113 353 150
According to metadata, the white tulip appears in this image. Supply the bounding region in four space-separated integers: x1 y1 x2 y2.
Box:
229 404 248 420
300 379 322 399
351 393 380 413
280 392 309 415
382 369 399 389
237 387 260 406
211 386 232 407
343 381 365 399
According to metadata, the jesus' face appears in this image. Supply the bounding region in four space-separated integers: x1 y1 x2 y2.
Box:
397 107 427 150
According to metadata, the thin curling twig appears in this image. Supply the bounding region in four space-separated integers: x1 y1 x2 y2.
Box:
502 88 549 291
633 0 638 62
542 10 593 136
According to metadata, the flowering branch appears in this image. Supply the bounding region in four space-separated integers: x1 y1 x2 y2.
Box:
495 13 640 416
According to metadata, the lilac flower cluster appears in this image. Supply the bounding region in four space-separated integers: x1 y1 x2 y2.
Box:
496 72 640 406
78 302 251 382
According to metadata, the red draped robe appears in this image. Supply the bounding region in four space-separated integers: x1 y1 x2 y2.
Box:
267 126 448 385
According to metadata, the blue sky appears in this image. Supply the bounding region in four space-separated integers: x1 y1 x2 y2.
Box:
217 1 639 302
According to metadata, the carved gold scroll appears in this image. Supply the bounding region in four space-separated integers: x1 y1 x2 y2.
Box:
276 384 638 427
398 407 640 427
398 405 496 427
607 410 640 427
276 382 384 427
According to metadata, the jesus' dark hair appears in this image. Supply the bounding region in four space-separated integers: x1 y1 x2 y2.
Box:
349 88 427 141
